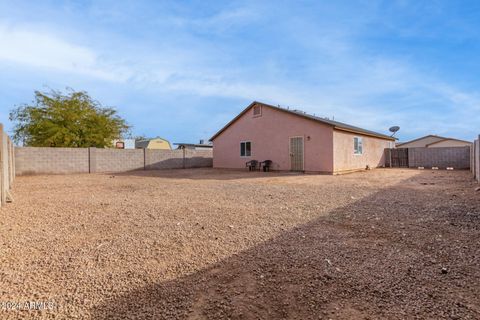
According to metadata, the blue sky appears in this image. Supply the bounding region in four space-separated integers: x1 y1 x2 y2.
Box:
1 0 480 143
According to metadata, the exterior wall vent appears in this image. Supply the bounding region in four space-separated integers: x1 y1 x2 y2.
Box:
253 105 262 117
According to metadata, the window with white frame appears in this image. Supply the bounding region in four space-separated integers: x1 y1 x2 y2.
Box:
240 141 251 157
354 137 363 155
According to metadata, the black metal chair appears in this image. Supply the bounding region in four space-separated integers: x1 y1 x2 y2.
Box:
246 160 258 171
260 160 272 172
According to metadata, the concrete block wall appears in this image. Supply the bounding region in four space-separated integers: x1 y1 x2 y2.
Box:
146 149 184 169
145 149 213 169
408 146 470 169
94 148 144 172
15 147 89 175
15 147 213 175
185 149 213 168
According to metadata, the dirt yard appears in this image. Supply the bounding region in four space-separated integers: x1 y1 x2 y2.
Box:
0 168 479 319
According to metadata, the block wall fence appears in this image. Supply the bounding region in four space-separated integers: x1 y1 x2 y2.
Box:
385 146 471 169
408 146 471 169
0 124 15 207
10 137 480 183
15 147 212 175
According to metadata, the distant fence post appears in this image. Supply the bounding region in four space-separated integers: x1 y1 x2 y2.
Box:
143 148 146 170
88 147 97 173
473 139 476 178
389 148 392 168
182 147 186 169
8 139 13 185
476 136 480 182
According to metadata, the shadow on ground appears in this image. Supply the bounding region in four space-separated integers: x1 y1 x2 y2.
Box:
112 167 307 181
91 171 480 319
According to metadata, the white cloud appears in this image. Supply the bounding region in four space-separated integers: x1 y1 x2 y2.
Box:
0 23 129 81
162 50 480 140
1 2 480 142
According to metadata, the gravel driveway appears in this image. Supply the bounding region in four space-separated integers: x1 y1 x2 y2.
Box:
0 168 479 319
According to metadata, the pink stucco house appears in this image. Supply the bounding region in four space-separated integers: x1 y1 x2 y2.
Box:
210 101 395 174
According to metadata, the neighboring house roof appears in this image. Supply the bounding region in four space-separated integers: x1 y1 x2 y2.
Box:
396 135 446 147
210 101 395 141
396 135 471 147
426 138 472 147
135 137 172 149
174 143 213 149
135 140 149 149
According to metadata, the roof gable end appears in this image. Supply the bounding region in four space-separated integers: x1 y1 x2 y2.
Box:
210 101 395 141
426 138 472 146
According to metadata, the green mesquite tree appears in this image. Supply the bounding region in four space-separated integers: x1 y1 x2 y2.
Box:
9 88 130 147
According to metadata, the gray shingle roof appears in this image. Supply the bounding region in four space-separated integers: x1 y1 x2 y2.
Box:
210 101 395 141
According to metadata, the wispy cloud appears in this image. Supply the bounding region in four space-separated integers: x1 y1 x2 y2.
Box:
1 1 480 141
0 23 129 81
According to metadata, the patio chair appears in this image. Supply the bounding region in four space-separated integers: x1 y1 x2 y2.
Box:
260 160 273 172
245 160 258 171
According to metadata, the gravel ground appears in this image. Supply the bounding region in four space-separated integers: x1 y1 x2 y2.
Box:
0 168 479 319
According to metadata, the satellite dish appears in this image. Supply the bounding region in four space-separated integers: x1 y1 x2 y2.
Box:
389 126 400 137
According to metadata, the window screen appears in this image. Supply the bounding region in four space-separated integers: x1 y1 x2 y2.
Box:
240 141 251 157
354 137 363 154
